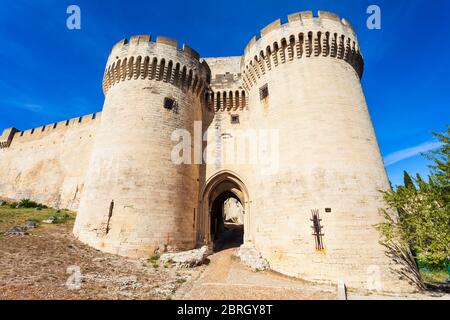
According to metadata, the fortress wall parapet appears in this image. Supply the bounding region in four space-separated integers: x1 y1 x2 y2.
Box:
102 35 211 96
0 112 102 147
0 113 100 210
241 11 363 90
0 128 18 149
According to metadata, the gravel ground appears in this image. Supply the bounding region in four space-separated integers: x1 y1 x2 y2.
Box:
0 221 201 300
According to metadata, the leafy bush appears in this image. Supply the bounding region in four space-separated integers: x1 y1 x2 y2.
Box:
18 199 40 208
8 199 49 209
148 254 160 268
376 126 450 286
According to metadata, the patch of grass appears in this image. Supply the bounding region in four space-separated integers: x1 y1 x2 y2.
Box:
420 268 448 284
418 260 449 284
176 278 186 284
0 206 76 231
148 254 160 269
6 198 48 209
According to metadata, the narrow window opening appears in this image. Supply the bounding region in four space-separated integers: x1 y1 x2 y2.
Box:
164 97 176 110
259 84 269 100
230 114 240 124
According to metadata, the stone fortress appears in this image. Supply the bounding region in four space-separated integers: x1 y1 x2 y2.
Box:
0 11 416 293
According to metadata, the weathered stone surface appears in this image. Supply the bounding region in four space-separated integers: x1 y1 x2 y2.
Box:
236 245 269 271
24 220 38 228
6 226 26 235
160 246 211 267
42 216 56 224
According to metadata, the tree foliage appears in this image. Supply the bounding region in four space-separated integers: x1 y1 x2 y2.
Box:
377 126 450 285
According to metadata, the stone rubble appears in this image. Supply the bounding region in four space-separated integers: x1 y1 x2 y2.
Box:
236 244 270 271
159 245 211 268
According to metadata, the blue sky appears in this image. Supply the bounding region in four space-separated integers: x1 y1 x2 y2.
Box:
0 0 449 186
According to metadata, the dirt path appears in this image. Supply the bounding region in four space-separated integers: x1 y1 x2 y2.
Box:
175 248 337 300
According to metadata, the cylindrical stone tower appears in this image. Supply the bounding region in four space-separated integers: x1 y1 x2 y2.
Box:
73 35 210 257
241 11 413 291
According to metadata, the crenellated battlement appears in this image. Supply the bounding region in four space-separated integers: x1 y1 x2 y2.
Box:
241 11 363 90
244 11 356 57
0 112 101 149
109 35 201 61
102 35 211 96
205 89 248 112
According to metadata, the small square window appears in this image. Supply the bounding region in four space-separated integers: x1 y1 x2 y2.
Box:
259 84 269 100
164 97 176 110
231 114 239 124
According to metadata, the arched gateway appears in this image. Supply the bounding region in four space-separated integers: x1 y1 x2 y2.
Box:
197 171 251 249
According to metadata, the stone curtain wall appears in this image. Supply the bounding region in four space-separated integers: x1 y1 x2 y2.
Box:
0 113 101 210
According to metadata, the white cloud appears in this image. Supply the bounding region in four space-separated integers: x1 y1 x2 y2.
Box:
17 103 43 112
383 141 443 166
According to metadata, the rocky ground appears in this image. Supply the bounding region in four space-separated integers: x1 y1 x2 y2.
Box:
0 207 202 300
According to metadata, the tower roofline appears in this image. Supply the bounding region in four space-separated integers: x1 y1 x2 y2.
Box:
109 35 201 61
243 10 358 62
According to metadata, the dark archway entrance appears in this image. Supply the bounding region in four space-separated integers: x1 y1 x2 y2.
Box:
197 171 251 250
210 190 244 251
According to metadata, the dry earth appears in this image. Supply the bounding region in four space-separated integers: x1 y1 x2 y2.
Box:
0 218 201 300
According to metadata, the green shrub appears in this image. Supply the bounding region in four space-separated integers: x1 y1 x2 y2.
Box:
376 126 450 287
10 199 49 209
148 254 160 268
18 199 40 208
